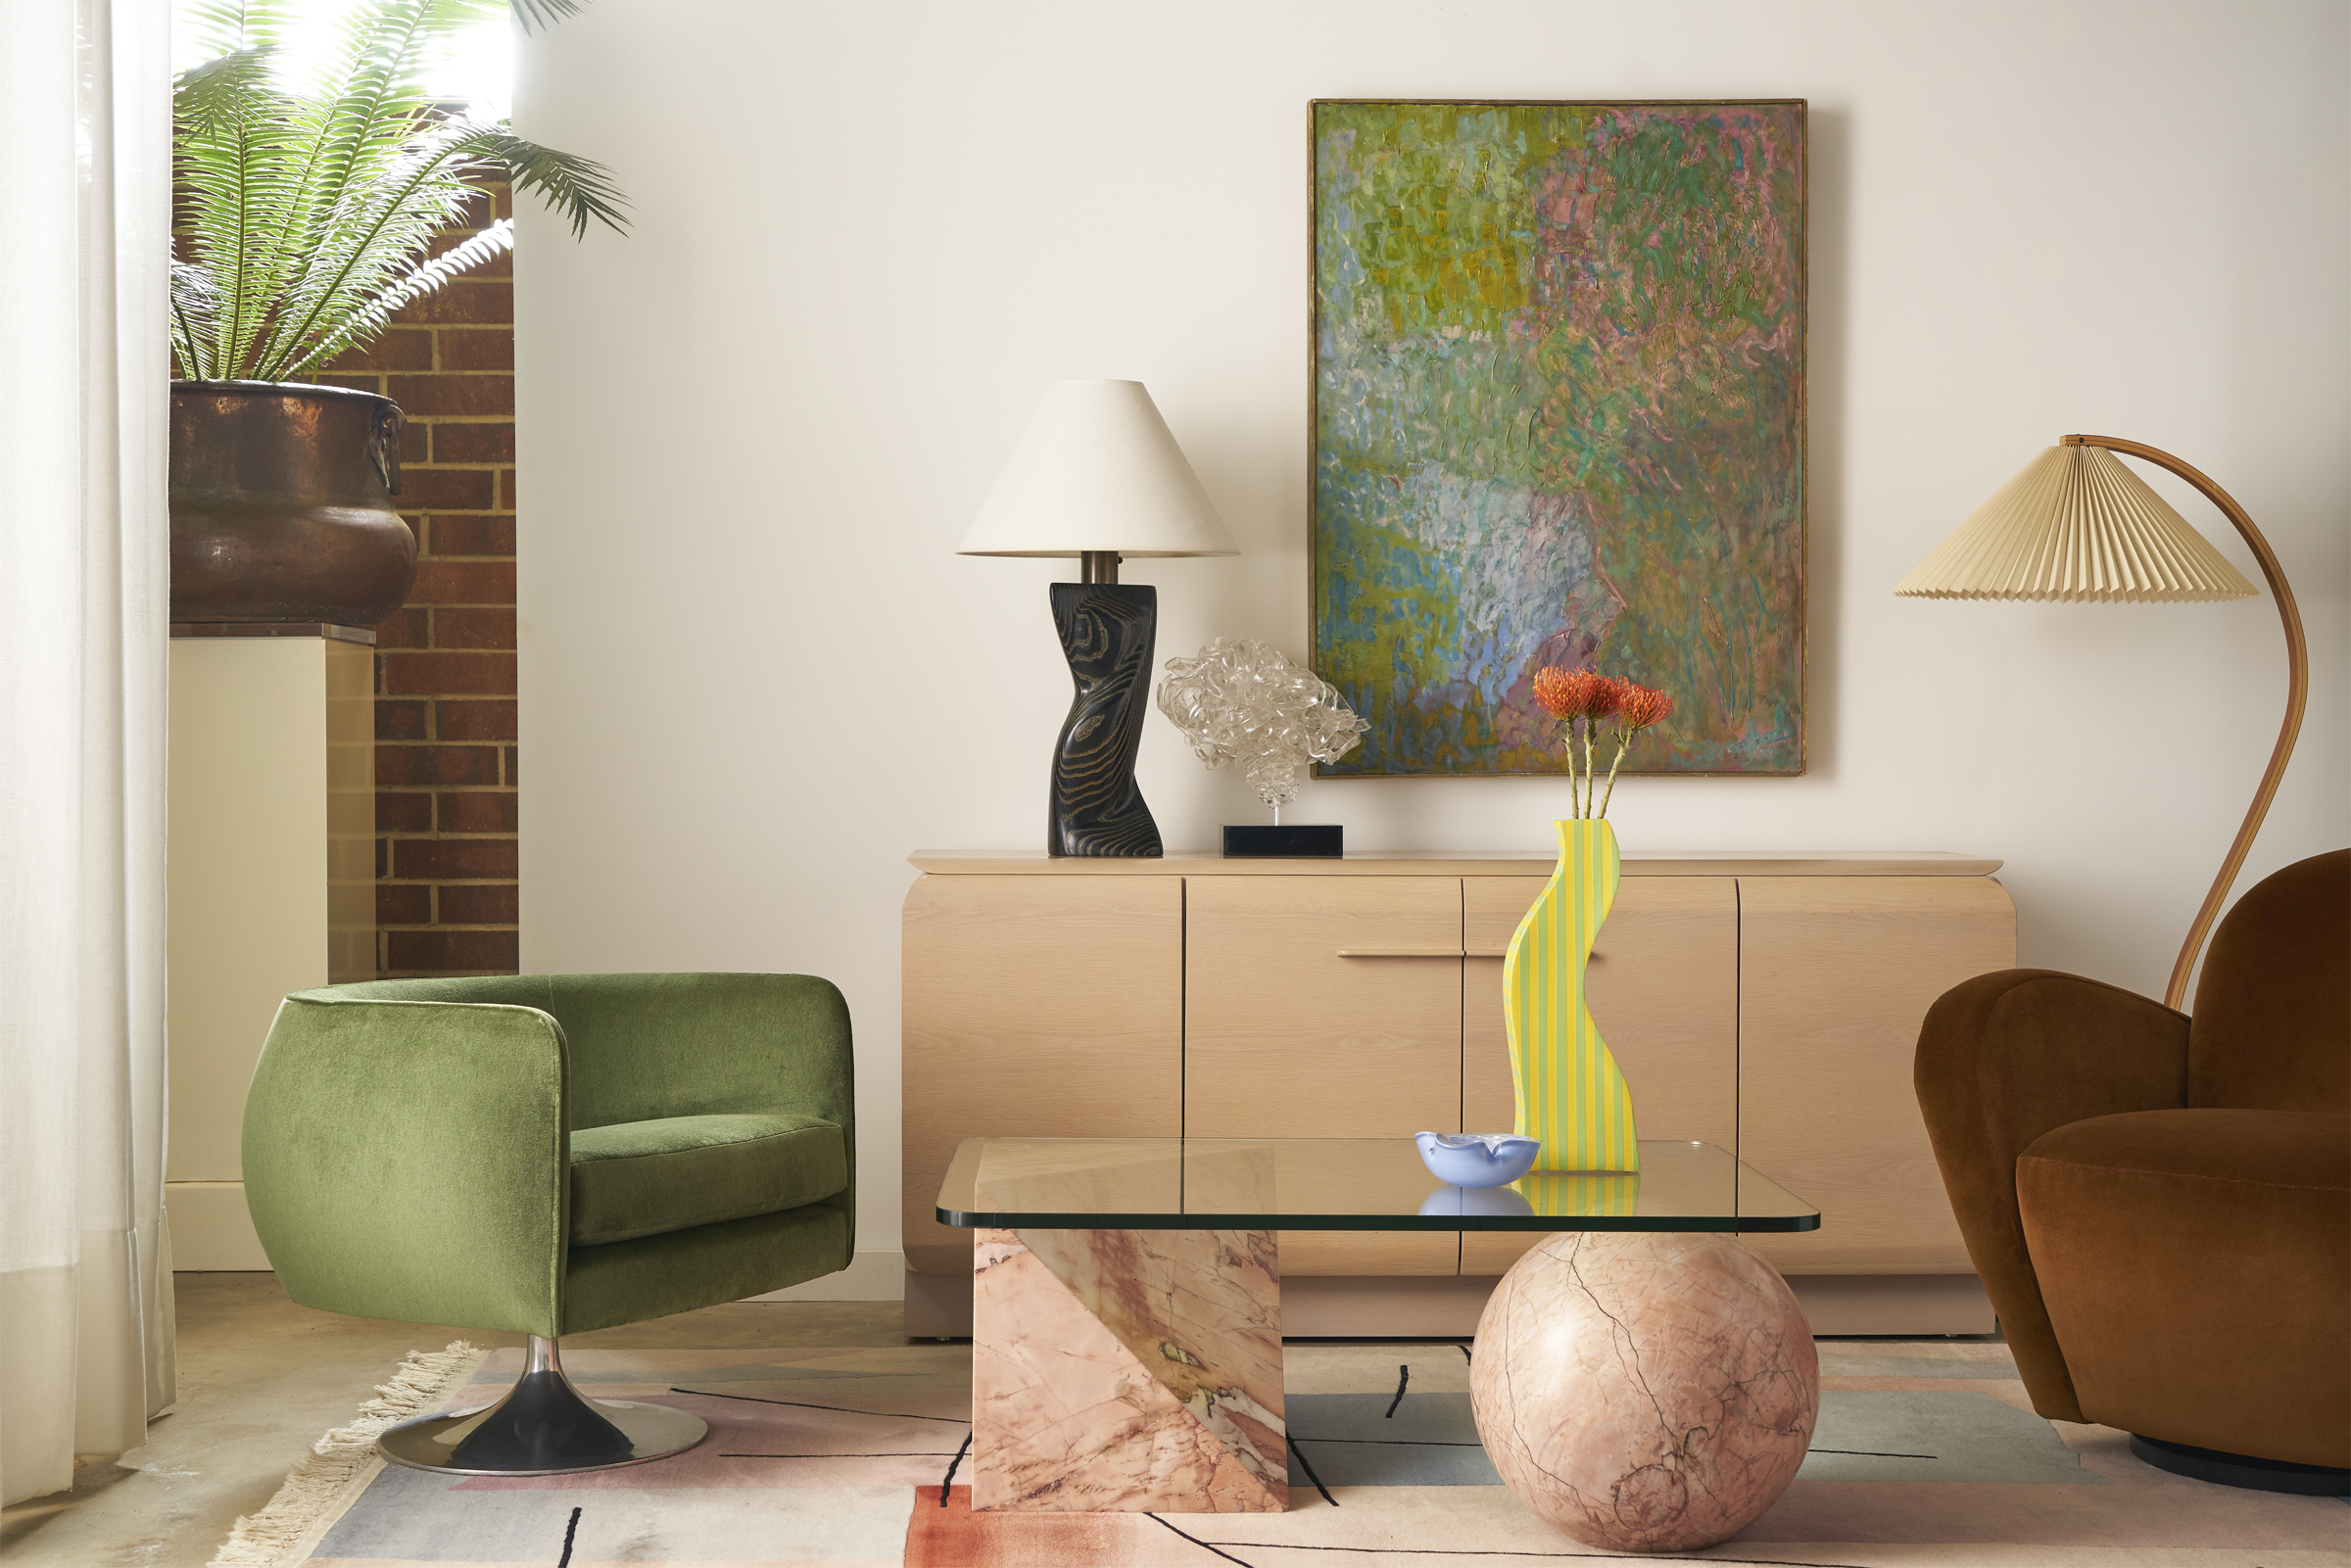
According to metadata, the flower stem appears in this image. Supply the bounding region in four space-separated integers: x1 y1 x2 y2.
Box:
1562 721 1580 816
1598 728 1629 818
1579 719 1596 818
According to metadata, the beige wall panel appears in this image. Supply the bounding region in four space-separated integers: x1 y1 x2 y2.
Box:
1187 876 1463 1275
168 636 376 1267
164 1180 272 1269
167 639 333 1191
901 874 1182 1275
1738 877 2016 1273
1461 877 1739 1275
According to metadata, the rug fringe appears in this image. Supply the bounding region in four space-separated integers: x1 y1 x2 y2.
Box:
206 1340 487 1568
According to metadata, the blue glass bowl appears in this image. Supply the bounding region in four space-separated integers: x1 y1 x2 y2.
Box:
1417 1184 1537 1217
1413 1131 1542 1188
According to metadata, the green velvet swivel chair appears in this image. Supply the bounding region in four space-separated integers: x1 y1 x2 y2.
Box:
242 973 854 1476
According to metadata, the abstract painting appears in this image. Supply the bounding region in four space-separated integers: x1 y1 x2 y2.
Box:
1312 100 1806 777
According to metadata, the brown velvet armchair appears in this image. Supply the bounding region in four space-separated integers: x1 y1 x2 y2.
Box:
1915 849 2349 1485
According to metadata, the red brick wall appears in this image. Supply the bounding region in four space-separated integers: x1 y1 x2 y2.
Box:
321 182 519 978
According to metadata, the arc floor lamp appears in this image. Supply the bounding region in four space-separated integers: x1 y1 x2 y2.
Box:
1896 435 2309 1010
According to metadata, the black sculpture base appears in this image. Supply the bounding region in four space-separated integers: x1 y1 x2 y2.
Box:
1048 582 1162 858
1224 824 1344 858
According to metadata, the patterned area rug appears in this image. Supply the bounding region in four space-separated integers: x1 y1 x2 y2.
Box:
252 1340 2349 1567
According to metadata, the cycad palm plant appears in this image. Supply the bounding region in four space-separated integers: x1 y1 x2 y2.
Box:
170 0 626 384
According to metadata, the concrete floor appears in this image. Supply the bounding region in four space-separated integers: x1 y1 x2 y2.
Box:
0 1274 914 1568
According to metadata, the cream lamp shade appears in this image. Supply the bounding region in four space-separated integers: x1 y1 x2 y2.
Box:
1895 432 2305 1015
958 380 1239 558
1895 444 2255 602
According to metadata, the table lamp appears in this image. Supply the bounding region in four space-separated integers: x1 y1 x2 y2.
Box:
1895 435 2309 1008
960 380 1239 857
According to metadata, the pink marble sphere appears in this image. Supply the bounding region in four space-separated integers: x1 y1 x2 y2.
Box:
1469 1231 1817 1552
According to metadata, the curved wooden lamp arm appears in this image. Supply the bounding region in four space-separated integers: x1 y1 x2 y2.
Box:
2063 434 2310 1011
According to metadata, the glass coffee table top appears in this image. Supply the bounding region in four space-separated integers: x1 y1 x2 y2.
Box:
936 1137 1818 1232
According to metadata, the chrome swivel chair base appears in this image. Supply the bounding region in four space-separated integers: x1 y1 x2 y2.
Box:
377 1335 707 1475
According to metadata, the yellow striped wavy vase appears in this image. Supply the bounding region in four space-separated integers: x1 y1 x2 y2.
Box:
1502 819 1641 1172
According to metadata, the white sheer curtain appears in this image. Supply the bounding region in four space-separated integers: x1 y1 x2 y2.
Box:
0 0 175 1509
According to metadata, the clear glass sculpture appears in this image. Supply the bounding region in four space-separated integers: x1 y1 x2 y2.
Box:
1155 639 1369 814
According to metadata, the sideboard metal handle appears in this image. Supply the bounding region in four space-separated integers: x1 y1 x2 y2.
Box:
1457 949 1603 960
1338 946 1606 960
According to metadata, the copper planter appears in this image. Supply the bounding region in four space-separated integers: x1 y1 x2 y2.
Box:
169 382 418 626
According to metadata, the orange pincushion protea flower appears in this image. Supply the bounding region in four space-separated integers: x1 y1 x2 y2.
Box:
1594 682 1672 819
1532 666 1620 816
1522 665 1673 819
1531 666 1583 718
1533 667 1622 720
1615 683 1672 730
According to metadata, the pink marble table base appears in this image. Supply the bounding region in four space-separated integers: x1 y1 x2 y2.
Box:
972 1226 1286 1513
1470 1230 1819 1552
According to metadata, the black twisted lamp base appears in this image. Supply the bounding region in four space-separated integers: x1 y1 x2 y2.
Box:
1048 581 1163 857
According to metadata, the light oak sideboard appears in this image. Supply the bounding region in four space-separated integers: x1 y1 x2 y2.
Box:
902 851 2015 1338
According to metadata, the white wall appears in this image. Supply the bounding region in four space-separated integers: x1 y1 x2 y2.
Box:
513 1 2349 1268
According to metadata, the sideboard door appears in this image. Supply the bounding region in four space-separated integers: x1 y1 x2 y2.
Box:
1461 876 1740 1275
1736 877 2016 1276
1184 875 1462 1275
900 874 1182 1280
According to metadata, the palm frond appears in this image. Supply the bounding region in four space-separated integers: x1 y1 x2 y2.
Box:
290 0 462 206
258 0 502 372
255 179 478 379
170 46 276 138
508 0 587 35
287 220 514 376
251 129 483 379
175 0 303 64
257 113 625 377
171 0 623 381
169 258 224 380
173 43 308 377
443 123 629 239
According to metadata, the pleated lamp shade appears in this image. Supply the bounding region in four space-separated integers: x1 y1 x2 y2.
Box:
959 380 1239 558
1895 444 2256 602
